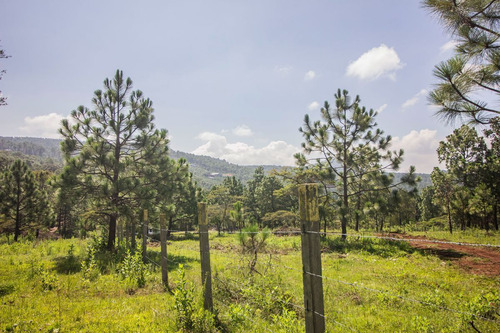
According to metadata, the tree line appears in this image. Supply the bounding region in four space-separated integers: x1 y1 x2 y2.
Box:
1 0 499 249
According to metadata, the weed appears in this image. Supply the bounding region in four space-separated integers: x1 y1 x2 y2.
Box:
81 245 99 282
411 315 434 333
173 264 217 332
40 268 59 291
117 250 149 291
271 305 300 333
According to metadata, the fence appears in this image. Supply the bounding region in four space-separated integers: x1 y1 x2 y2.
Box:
138 184 500 333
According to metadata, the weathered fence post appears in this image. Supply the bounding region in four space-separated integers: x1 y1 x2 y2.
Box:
160 213 168 288
198 202 213 311
142 209 148 263
299 184 325 333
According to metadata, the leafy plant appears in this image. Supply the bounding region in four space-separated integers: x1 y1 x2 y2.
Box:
81 245 99 282
40 268 58 291
173 264 216 332
117 250 149 290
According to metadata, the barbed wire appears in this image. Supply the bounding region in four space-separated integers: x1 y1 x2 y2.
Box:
207 229 500 249
140 226 500 328
216 262 360 332
210 251 359 332
310 270 499 324
314 231 500 249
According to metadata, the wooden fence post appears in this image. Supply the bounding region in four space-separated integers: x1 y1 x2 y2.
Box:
142 209 148 263
160 213 168 288
198 202 213 311
299 184 325 333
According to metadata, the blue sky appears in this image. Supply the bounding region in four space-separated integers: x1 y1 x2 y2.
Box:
1 0 459 172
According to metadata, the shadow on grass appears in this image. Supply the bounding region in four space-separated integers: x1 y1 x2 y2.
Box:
0 283 15 296
420 248 466 261
167 232 199 241
146 249 198 271
53 254 82 274
321 236 420 258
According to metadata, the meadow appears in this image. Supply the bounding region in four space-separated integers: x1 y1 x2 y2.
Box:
0 230 499 332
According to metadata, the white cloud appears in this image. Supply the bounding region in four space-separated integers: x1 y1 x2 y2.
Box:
402 89 428 109
192 132 300 166
275 65 292 74
376 104 388 114
440 40 458 53
392 129 442 173
346 44 404 81
304 70 316 81
19 113 67 138
232 125 253 137
308 101 320 111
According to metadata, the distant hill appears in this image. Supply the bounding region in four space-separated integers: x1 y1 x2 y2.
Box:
170 150 281 188
0 136 62 161
0 136 432 190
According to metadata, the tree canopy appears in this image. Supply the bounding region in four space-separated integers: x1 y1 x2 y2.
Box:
424 0 500 124
0 41 10 106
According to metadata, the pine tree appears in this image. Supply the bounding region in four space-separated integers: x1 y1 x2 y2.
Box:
59 70 174 251
424 0 500 124
296 89 417 238
0 160 49 241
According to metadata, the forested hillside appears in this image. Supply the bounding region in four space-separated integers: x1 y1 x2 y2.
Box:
0 136 431 190
0 136 62 161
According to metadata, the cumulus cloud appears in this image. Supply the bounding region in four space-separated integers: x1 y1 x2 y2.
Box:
232 125 253 137
402 89 428 109
440 40 458 53
304 70 316 81
192 132 300 166
19 113 68 138
376 104 388 114
346 44 404 81
308 101 320 111
391 129 442 173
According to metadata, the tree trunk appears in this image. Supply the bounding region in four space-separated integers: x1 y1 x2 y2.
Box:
341 172 348 240
14 191 21 242
447 203 453 234
107 213 117 251
493 203 498 231
355 196 361 232
167 216 174 238
131 219 136 253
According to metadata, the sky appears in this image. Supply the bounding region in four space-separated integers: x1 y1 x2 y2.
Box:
0 0 461 173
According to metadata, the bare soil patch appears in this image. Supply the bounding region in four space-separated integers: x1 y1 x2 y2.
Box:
387 233 500 277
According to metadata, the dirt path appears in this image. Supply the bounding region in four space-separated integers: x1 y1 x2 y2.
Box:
388 233 500 277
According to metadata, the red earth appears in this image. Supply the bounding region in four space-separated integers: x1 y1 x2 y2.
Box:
387 233 500 277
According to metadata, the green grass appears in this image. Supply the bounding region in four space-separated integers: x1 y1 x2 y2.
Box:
1 232 499 332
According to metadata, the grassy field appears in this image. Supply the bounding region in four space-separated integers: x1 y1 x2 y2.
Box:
0 230 499 332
